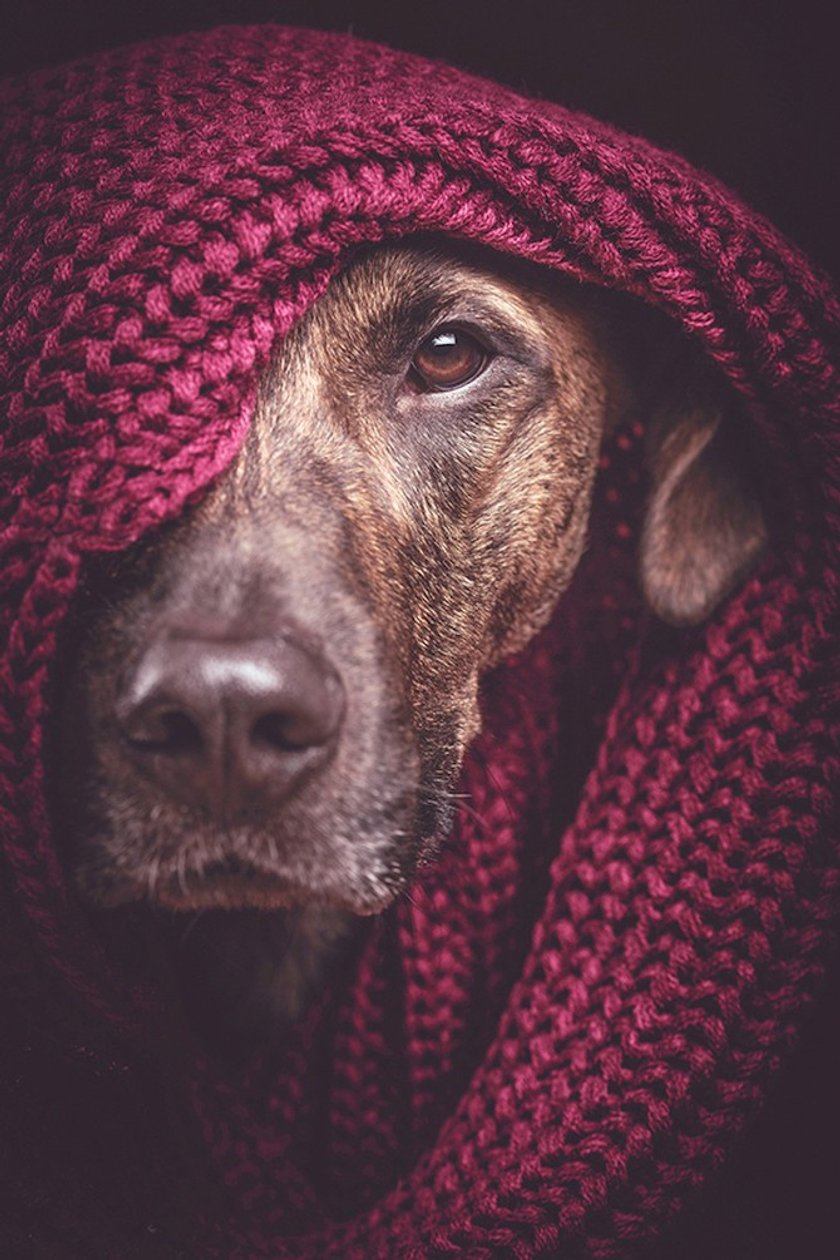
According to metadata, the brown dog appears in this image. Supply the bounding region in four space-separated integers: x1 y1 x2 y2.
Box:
56 239 766 1049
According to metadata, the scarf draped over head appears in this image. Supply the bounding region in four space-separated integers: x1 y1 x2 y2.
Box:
1 23 838 1258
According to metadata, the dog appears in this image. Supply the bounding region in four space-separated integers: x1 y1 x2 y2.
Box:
55 238 766 1051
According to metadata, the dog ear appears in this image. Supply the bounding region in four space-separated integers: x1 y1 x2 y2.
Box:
639 387 767 626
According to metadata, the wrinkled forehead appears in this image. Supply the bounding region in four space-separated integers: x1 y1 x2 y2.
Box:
280 238 584 364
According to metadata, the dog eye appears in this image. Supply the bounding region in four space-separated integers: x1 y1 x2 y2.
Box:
411 327 489 391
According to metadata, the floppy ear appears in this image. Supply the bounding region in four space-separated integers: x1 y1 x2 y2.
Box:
640 389 767 626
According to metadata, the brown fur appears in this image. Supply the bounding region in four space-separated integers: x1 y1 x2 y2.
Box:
55 239 765 1050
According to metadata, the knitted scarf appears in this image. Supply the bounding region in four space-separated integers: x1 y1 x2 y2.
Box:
1 24 838 1259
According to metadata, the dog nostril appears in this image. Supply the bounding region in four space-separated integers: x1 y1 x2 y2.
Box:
251 709 328 752
126 708 204 755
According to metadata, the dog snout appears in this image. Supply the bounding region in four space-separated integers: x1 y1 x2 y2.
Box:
116 633 345 816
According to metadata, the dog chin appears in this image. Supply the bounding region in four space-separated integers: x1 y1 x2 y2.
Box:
150 872 403 916
73 847 410 917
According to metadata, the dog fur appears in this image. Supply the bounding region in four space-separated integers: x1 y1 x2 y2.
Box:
55 239 766 1050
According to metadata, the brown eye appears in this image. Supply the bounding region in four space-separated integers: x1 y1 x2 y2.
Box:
411 327 488 391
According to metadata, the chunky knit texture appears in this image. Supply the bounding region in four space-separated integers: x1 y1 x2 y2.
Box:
1 24 839 1259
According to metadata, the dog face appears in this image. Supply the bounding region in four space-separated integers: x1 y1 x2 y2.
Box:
55 239 765 1040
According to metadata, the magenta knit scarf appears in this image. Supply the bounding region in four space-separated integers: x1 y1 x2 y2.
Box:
1 24 839 1259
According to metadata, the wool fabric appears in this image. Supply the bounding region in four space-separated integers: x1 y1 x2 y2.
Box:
1 24 839 1259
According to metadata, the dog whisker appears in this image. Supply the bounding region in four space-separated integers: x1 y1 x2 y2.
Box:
176 847 189 898
418 784 484 831
145 852 162 901
179 910 208 943
467 745 518 826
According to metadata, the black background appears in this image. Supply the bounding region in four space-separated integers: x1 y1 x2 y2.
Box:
2 0 838 281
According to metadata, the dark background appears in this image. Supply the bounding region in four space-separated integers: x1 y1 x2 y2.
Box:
2 0 838 282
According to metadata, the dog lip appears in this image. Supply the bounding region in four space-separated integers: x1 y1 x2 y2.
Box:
150 863 401 915
153 872 314 912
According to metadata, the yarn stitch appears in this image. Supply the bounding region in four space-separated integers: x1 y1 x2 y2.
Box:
1 24 838 1258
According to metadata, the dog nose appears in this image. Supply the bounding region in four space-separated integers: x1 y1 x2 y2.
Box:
117 635 345 815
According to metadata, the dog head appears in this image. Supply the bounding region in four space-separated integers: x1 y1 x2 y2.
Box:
55 239 765 1031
